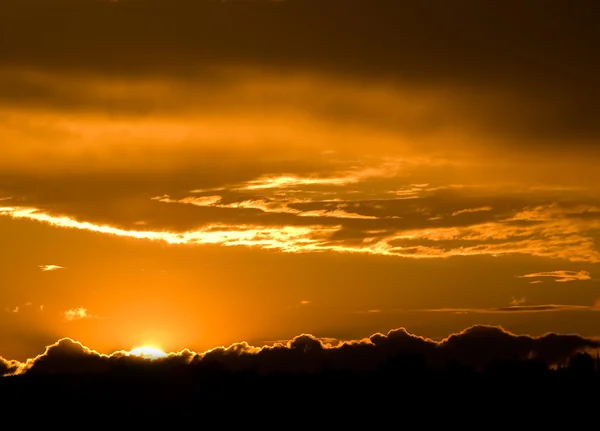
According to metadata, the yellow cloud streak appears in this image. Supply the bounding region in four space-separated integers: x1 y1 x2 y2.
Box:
0 206 339 250
518 270 591 283
1 203 599 262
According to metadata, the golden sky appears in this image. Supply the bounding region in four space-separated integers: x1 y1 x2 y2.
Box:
1 0 599 362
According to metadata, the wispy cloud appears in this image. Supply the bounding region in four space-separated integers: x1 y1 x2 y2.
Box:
154 192 380 219
506 203 600 222
297 209 378 220
518 270 591 283
227 158 432 193
38 264 65 272
219 199 302 215
151 195 223 207
417 304 596 314
63 307 93 321
2 198 600 263
452 206 493 216
510 297 526 306
5 303 44 313
238 175 355 190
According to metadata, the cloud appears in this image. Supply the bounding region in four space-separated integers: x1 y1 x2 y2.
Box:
510 297 526 306
0 357 21 376
518 270 592 283
452 206 493 216
297 209 378 220
63 307 93 321
38 265 65 272
154 189 383 220
506 203 600 222
151 195 223 207
417 304 597 314
221 199 303 215
237 175 356 190
299 300 311 305
2 325 600 378
2 195 600 263
3 0 598 154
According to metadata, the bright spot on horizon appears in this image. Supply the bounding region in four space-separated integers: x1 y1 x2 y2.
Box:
128 346 168 360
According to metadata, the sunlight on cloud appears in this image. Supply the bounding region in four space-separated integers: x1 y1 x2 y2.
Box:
1 198 600 262
506 203 600 222
128 346 168 360
221 199 303 214
452 206 493 217
518 270 592 283
64 307 92 321
152 195 223 207
153 190 379 219
39 264 65 272
297 209 378 220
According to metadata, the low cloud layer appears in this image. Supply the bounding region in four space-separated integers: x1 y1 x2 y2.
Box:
2 325 599 377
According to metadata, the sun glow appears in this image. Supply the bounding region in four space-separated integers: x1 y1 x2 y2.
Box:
128 346 168 360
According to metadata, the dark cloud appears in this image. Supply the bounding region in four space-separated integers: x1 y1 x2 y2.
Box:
1 0 599 149
2 0 596 83
0 358 20 376
419 304 598 314
3 324 599 377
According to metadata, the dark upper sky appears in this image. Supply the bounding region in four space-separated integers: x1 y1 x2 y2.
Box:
2 0 599 148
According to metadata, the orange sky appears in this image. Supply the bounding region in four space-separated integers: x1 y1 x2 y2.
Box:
1 0 599 362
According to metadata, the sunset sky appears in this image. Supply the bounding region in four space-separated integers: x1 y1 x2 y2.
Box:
1 0 599 362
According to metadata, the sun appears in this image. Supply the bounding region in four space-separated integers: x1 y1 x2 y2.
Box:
128 346 168 360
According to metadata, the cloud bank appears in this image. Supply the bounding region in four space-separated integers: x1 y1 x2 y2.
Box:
2 325 599 377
